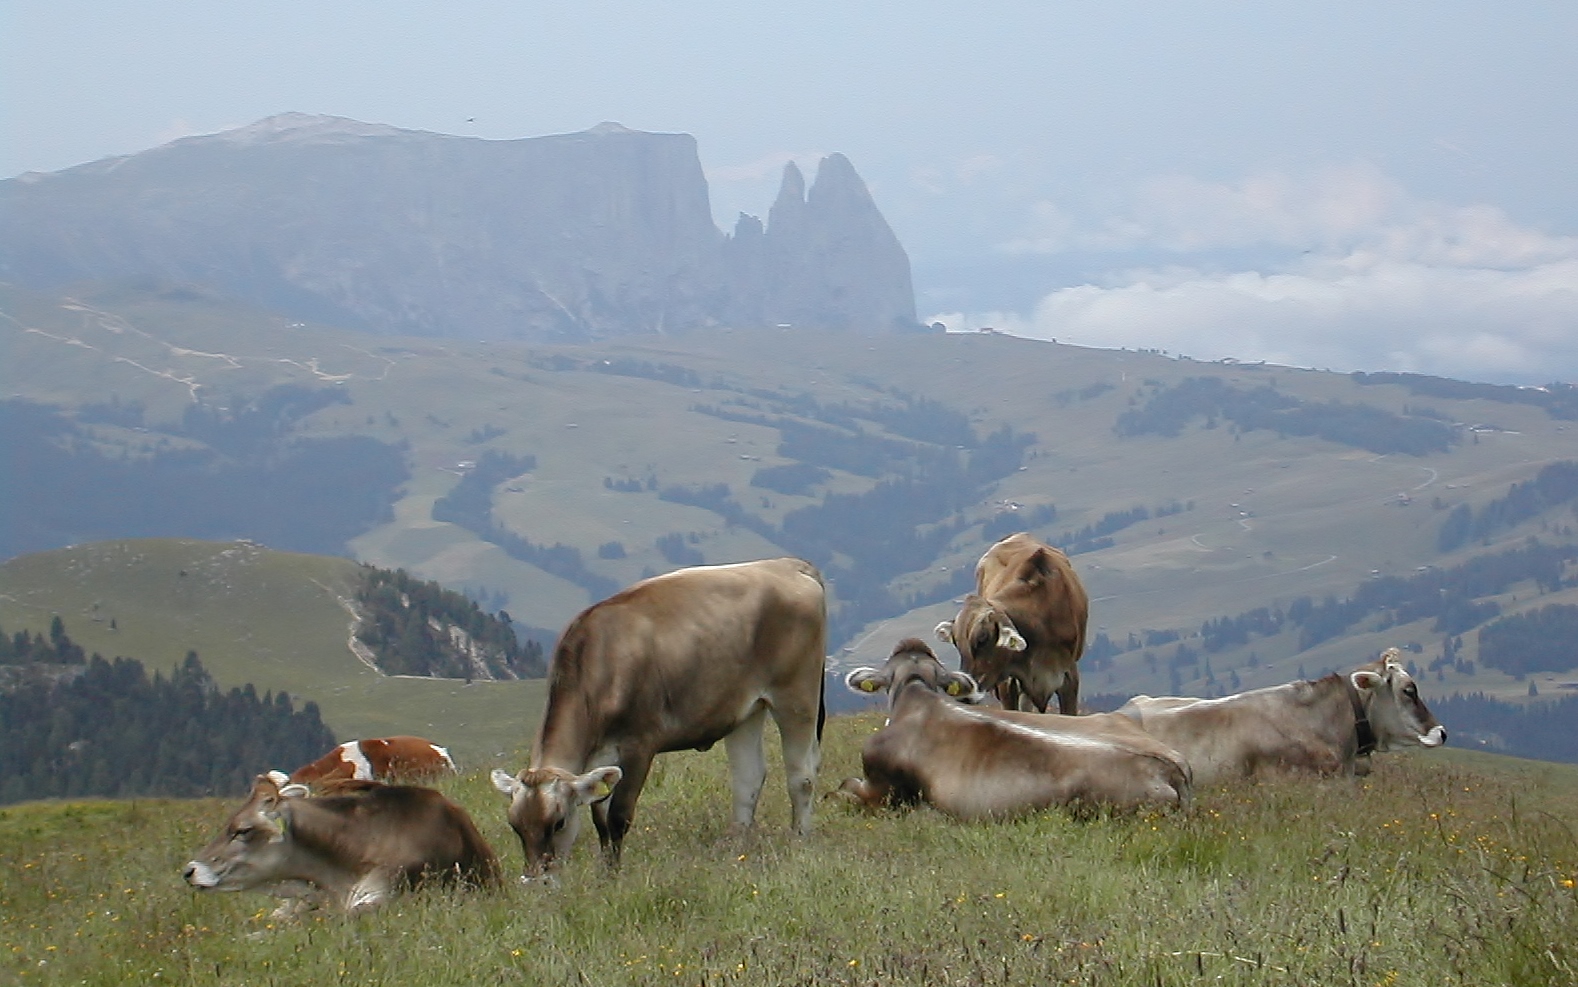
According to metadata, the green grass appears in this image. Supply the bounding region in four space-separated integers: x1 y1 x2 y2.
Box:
2 714 1575 986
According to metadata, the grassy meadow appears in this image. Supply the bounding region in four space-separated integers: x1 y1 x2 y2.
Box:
0 539 546 765
3 715 1575 987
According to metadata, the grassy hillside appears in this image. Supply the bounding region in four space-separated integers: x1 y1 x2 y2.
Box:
1 717 1573 985
9 282 1578 705
0 539 543 766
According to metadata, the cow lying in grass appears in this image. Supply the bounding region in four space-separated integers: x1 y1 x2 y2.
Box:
1116 648 1447 786
183 774 499 914
268 736 458 793
838 638 1190 820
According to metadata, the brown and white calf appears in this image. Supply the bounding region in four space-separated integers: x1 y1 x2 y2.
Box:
1116 648 1447 785
935 532 1089 713
271 736 458 792
492 558 827 881
183 774 499 913
839 639 1190 820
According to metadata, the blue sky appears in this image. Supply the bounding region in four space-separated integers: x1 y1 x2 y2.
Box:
5 2 1575 382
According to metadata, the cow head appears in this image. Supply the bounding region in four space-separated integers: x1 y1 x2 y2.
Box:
934 595 1026 695
183 775 295 892
847 637 985 704
1350 649 1447 751
491 765 622 883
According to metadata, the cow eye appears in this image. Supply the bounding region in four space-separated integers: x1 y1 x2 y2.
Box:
1404 684 1418 698
232 826 253 839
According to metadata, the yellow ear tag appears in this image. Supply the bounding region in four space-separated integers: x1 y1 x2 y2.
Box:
860 679 880 692
593 780 613 799
946 681 964 696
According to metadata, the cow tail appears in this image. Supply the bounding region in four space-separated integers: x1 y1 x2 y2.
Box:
817 670 827 742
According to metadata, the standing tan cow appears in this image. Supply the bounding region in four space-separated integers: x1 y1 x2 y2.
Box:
1116 648 1447 785
183 775 499 913
839 639 1190 819
492 558 827 881
935 532 1088 713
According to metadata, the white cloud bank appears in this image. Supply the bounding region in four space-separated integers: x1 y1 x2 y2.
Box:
936 166 1578 383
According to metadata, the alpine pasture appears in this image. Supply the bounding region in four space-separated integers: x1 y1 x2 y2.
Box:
3 720 1574 986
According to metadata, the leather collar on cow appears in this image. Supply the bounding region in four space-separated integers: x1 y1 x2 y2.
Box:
1342 676 1378 757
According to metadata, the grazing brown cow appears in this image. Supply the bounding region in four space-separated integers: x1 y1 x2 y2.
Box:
935 532 1089 713
1116 648 1447 785
183 775 499 913
492 558 827 881
838 639 1190 820
273 736 458 792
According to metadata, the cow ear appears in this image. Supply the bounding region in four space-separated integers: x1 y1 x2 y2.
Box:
996 620 1028 652
845 667 886 694
1350 669 1384 693
491 768 524 798
944 671 986 703
572 766 622 805
250 774 283 808
933 620 955 644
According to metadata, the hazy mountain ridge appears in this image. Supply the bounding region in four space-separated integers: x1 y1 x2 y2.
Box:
0 114 917 341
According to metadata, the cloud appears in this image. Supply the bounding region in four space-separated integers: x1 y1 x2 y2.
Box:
939 168 1578 383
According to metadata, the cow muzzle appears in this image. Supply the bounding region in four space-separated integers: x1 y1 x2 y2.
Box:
183 860 221 889
1419 724 1447 747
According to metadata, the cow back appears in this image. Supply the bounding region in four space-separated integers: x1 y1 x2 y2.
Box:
290 785 501 889
536 557 827 763
867 684 1187 819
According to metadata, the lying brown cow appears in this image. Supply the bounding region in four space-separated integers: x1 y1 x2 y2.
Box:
935 532 1088 713
1116 648 1447 785
839 639 1190 820
270 736 458 792
493 558 827 881
183 774 499 913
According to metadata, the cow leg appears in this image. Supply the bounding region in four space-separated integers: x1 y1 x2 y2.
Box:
725 704 769 832
344 869 398 912
999 680 1032 712
774 705 821 836
835 776 887 809
1055 667 1080 715
602 752 653 869
590 799 612 852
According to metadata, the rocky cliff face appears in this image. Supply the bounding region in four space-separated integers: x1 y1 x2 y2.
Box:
0 114 917 340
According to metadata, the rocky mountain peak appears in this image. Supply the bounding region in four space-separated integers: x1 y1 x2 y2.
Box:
0 115 917 339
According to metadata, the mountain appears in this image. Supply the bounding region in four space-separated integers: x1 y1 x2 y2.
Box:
0 114 917 341
9 281 1578 719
